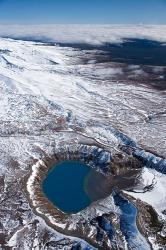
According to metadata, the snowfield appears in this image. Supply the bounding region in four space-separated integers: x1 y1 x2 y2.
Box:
0 26 165 250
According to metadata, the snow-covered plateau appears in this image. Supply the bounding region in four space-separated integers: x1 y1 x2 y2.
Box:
0 25 166 250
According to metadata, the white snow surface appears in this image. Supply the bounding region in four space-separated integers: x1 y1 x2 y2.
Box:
0 33 165 249
126 168 166 220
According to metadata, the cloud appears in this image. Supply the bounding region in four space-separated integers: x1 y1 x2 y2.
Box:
0 24 166 45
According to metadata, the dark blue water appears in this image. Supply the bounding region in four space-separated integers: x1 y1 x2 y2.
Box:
42 161 92 213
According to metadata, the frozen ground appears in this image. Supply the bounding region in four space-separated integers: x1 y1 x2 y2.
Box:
0 25 165 250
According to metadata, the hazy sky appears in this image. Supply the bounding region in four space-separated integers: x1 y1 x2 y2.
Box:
0 0 166 24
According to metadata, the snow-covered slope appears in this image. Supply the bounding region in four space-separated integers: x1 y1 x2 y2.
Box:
0 35 165 249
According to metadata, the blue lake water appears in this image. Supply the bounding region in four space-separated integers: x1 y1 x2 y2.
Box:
42 161 93 213
42 160 138 214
